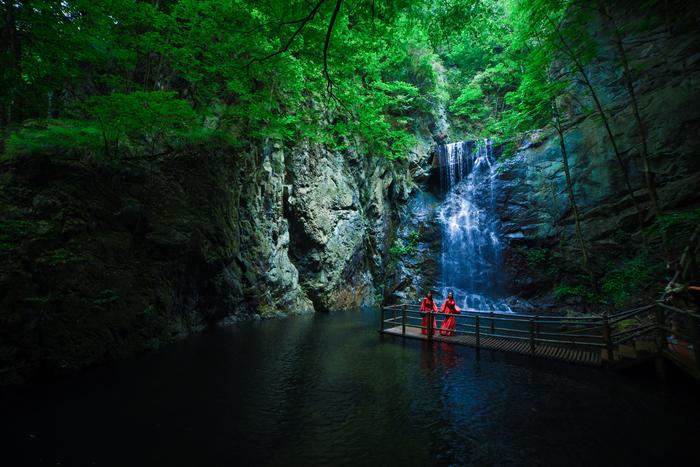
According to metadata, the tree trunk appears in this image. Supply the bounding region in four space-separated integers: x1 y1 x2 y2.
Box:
554 100 597 292
600 2 673 262
2 0 22 126
549 16 648 247
600 2 661 218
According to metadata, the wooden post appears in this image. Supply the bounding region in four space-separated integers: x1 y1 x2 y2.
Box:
380 306 385 332
655 356 667 381
655 305 667 354
490 312 495 335
529 319 536 355
428 309 434 340
475 315 480 349
688 316 700 370
402 304 407 337
602 314 613 362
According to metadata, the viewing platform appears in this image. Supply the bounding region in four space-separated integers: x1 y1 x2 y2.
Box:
380 302 700 378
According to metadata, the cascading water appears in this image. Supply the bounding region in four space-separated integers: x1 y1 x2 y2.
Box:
436 139 511 312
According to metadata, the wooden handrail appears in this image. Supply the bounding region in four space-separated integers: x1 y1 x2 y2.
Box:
458 324 600 345
608 304 657 324
385 307 690 348
475 315 481 349
610 322 657 339
388 308 605 328
383 301 677 323
384 302 698 339
612 324 659 345
658 325 695 342
656 301 700 318
402 304 407 337
380 300 700 375
387 312 670 348
397 320 606 347
382 304 604 320
427 306 434 339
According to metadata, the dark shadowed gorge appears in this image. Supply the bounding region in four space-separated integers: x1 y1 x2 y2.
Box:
1 1 699 465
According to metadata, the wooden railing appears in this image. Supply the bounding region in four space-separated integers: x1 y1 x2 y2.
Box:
679 224 700 281
379 301 700 377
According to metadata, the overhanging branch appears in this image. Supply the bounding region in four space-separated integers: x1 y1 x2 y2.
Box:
244 0 327 68
323 0 343 94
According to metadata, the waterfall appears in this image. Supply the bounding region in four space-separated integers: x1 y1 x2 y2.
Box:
436 139 511 312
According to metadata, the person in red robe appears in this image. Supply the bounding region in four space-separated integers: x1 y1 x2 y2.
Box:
439 291 461 336
419 290 438 335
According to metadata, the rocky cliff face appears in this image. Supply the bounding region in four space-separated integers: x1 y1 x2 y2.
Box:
496 2 700 305
0 136 418 384
1 152 238 383
383 189 442 303
384 2 700 310
284 141 414 311
4 1 698 384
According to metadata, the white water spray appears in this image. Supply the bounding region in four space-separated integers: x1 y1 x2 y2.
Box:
436 139 511 312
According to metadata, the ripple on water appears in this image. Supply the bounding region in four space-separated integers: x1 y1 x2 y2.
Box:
1 309 699 467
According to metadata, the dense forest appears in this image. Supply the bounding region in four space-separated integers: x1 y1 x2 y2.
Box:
1 0 699 383
4 0 691 155
3 4 700 465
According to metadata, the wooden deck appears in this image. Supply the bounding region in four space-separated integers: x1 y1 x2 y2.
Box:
662 348 700 380
380 302 700 377
382 325 602 367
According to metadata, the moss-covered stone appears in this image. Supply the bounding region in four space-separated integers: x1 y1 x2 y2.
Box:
494 4 700 310
0 148 314 384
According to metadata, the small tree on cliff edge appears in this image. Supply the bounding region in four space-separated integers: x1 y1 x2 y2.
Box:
518 0 649 247
503 0 598 290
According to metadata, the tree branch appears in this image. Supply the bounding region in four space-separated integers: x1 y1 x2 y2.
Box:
244 0 327 68
323 0 343 94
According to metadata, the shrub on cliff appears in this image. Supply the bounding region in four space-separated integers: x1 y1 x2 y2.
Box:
390 230 420 257
4 120 103 159
599 255 659 308
2 92 222 160
86 91 198 158
647 208 700 244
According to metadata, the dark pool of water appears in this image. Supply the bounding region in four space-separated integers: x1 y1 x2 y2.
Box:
2 308 699 466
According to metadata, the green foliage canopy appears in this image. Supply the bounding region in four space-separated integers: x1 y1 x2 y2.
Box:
1 0 452 160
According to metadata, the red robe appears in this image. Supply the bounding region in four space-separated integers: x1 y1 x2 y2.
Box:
439 297 461 336
419 297 438 335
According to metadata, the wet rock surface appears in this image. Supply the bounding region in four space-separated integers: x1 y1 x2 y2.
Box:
384 190 442 303
496 5 700 303
0 137 417 383
2 2 699 385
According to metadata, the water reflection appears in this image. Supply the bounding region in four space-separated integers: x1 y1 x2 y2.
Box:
1 308 699 466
